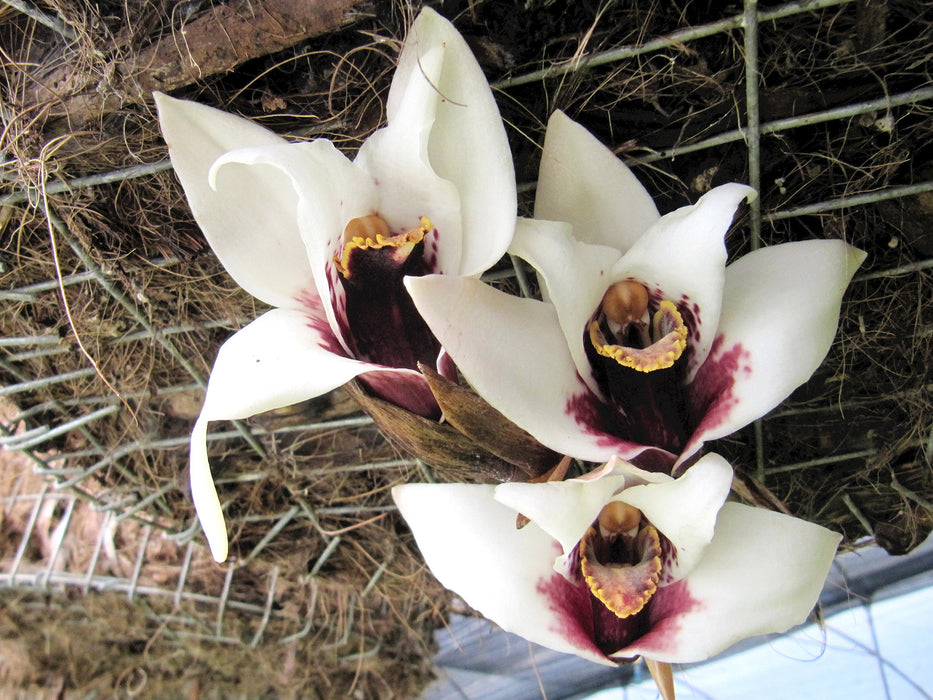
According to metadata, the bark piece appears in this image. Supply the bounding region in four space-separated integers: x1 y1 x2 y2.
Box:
27 0 363 125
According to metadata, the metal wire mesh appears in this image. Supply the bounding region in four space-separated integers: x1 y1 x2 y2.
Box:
1 0 931 694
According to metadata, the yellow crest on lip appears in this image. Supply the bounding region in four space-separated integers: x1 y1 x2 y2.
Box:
334 215 432 278
589 300 688 373
580 521 662 619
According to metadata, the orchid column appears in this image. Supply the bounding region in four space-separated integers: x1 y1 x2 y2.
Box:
157 8 517 562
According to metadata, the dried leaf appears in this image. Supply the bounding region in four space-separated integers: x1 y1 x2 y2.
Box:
419 364 559 479
345 380 527 483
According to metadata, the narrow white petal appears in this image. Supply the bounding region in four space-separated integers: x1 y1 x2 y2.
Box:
154 93 313 308
619 502 841 663
535 111 659 253
356 43 463 275
614 183 755 376
393 482 613 665
198 306 416 423
494 464 630 557
189 416 227 562
406 274 650 463
510 217 622 395
190 305 425 561
680 240 866 467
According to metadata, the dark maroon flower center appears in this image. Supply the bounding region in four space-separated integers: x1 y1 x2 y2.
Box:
585 281 691 454
334 215 442 416
577 501 663 655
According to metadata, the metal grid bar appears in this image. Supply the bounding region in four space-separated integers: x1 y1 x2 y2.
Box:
493 0 857 89
742 0 768 482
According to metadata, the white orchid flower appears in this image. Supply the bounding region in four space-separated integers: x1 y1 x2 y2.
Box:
407 111 865 472
155 8 516 561
393 453 841 666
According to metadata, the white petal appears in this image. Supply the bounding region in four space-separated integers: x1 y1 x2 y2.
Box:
509 217 622 395
190 416 227 562
190 305 424 561
679 240 866 467
419 14 517 277
613 183 755 376
355 43 463 275
210 140 380 352
406 274 650 463
393 482 613 665
535 111 659 252
618 502 841 663
154 93 313 308
617 453 733 582
198 306 416 423
494 462 630 557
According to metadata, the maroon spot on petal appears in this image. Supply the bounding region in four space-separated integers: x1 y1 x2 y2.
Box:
425 229 440 268
629 448 677 474
657 538 680 585
564 389 642 454
296 289 346 356
626 578 703 657
687 334 749 437
536 569 602 657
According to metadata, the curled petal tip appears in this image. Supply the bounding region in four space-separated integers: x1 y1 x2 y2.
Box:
189 418 229 563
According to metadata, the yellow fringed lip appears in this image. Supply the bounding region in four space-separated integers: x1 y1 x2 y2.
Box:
579 502 663 619
334 215 433 278
589 299 688 373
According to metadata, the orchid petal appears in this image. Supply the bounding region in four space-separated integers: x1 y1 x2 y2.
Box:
387 8 516 276
680 240 866 467
494 462 631 557
619 502 841 663
210 140 379 351
393 482 613 665
406 274 651 463
510 218 622 395
154 93 313 308
189 416 227 562
190 306 423 561
356 44 463 276
495 457 672 567
534 111 660 252
198 307 418 424
616 453 732 583
613 183 755 375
